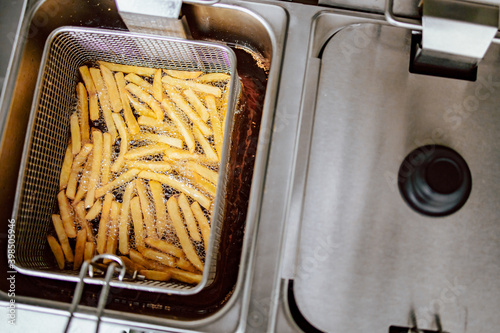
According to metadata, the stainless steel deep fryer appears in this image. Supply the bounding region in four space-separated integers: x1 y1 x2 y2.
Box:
12 26 239 295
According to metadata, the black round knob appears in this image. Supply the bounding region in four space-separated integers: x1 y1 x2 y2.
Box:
398 145 472 217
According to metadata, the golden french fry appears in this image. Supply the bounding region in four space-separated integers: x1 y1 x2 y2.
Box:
59 144 73 190
176 257 198 273
105 201 121 260
79 66 99 121
191 202 210 250
145 238 184 258
47 235 65 270
136 116 180 137
84 242 96 261
163 147 218 164
77 82 90 142
162 75 222 97
149 180 168 236
129 249 158 269
153 69 163 102
126 160 172 173
168 267 202 284
119 182 134 255
66 143 93 200
89 68 117 140
74 201 95 243
95 169 140 199
119 256 146 274
183 89 210 122
126 83 164 121
100 64 122 113
73 151 93 204
193 126 218 162
124 143 170 160
51 214 74 262
97 61 157 76
187 161 218 186
164 69 203 79
140 247 176 268
128 93 157 118
111 113 128 172
178 193 201 242
96 193 113 254
85 199 102 220
115 72 140 135
101 132 112 185
85 129 103 208
136 178 157 238
186 171 217 198
70 113 81 155
57 191 77 238
166 196 203 271
125 73 153 94
164 85 211 136
139 270 172 281
197 73 231 83
139 170 211 209
132 133 183 149
73 229 87 270
161 99 195 153
130 197 146 249
207 94 223 158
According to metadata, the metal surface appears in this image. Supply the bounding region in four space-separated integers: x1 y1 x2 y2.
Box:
292 22 500 333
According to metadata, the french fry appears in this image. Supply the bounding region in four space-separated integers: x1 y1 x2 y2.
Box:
135 178 157 238
115 72 140 135
162 75 222 97
51 214 74 262
59 144 73 190
126 83 164 121
85 129 103 208
128 93 157 118
166 196 203 271
85 199 102 220
126 160 172 173
153 69 163 102
57 191 77 238
136 116 180 136
139 270 172 282
197 72 231 83
124 143 170 160
149 180 168 236
183 89 209 122
129 249 157 269
176 257 198 273
163 147 218 164
74 201 95 243
167 267 202 284
70 113 81 155
77 82 90 142
130 197 146 249
187 161 218 186
111 113 128 172
139 170 211 209
101 132 112 185
96 193 113 254
193 126 218 162
132 133 183 149
100 64 122 113
66 143 93 200
186 171 217 198
164 85 211 136
97 61 157 76
160 99 195 153
79 66 99 121
89 68 117 140
119 256 146 274
47 235 65 270
119 182 134 255
84 242 96 261
73 229 86 270
207 94 223 158
95 169 140 199
145 238 183 258
191 202 210 250
105 201 121 261
73 151 92 204
140 247 176 268
178 193 201 242
125 73 153 94
164 69 203 80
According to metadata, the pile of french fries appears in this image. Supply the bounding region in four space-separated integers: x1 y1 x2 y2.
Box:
47 61 232 285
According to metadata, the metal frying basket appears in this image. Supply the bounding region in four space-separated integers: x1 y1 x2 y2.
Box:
12 26 239 295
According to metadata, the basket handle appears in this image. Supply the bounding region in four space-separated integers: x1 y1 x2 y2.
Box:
63 255 126 333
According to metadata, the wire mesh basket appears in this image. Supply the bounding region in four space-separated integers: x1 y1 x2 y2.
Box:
12 26 239 295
